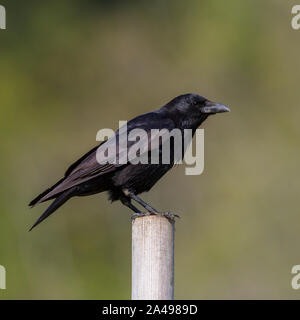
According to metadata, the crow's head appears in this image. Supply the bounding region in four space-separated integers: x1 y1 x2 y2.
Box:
161 93 230 129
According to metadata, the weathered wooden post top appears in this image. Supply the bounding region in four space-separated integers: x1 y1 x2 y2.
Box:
131 215 175 300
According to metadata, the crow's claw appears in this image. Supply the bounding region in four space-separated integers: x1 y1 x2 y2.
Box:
131 211 180 222
157 211 180 221
131 212 151 221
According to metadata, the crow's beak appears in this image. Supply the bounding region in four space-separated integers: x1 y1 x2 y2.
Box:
201 101 230 114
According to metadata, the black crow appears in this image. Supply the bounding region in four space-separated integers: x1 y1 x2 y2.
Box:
29 94 230 230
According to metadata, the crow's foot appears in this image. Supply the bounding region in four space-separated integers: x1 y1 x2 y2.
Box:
156 211 180 222
131 211 180 222
131 212 151 221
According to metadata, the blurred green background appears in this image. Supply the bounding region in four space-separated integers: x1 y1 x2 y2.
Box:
0 0 299 299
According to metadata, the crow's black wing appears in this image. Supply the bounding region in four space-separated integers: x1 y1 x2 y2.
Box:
29 144 102 206
31 112 175 204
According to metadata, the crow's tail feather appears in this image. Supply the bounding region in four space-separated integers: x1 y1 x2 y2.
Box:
29 177 66 207
29 187 76 231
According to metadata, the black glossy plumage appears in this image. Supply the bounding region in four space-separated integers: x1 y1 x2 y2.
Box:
29 93 229 230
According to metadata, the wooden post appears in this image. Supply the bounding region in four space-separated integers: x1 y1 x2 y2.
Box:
131 215 175 300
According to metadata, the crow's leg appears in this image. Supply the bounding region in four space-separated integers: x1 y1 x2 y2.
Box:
122 189 180 221
122 189 159 214
120 195 152 221
120 196 141 213
123 189 180 221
